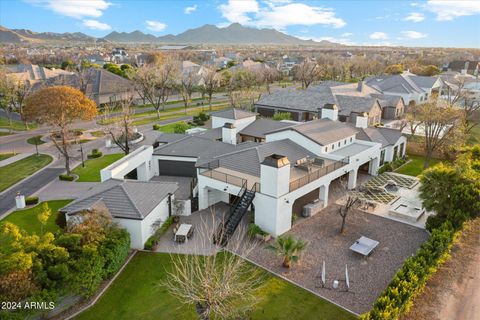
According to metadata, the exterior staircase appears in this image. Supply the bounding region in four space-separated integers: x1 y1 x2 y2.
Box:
214 185 256 246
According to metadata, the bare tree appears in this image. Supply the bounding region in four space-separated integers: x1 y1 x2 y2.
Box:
163 210 265 320
134 58 178 118
416 97 462 168
0 69 16 132
179 67 201 114
256 67 280 94
338 193 359 234
293 60 322 89
101 93 136 155
200 67 220 111
12 80 31 129
444 77 480 134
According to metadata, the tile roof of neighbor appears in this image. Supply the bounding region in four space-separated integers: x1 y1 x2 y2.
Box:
365 73 440 94
60 179 178 220
154 135 258 159
239 119 294 138
192 127 223 140
255 86 336 112
206 139 317 177
409 75 440 88
370 94 403 107
334 95 379 115
211 108 258 120
267 118 359 146
353 126 403 147
155 133 188 144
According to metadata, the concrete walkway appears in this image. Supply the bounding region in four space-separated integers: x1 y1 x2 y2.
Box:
0 152 33 167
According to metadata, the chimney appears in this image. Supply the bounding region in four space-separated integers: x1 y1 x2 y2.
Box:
357 80 364 92
355 112 369 129
320 104 338 121
260 154 290 197
222 122 237 145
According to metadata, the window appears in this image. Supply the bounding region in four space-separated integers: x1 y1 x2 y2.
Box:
350 137 353 142
344 139 347 145
325 146 328 152
332 144 335 150
380 149 386 166
338 142 341 147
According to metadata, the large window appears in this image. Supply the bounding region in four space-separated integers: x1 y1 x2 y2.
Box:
380 149 386 166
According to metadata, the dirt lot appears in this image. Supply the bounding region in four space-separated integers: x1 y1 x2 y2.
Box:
402 218 480 320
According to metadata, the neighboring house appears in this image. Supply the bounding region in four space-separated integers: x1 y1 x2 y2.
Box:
354 126 407 165
60 179 178 249
365 72 443 106
444 60 479 75
5 63 73 84
255 81 400 125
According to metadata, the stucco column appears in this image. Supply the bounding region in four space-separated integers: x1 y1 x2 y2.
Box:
137 162 148 181
348 168 358 190
198 186 209 210
369 157 380 176
319 184 330 208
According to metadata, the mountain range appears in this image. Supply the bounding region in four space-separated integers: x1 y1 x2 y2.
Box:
0 23 340 46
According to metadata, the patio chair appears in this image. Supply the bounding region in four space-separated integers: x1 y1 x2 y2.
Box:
177 235 186 243
187 226 194 239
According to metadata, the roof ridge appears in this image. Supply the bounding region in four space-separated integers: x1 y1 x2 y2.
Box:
118 184 143 218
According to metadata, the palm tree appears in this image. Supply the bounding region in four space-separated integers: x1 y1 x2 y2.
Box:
267 235 307 268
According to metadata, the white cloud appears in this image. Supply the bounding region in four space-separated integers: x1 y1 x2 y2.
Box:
369 32 388 40
184 4 197 14
146 20 167 32
25 0 111 19
218 0 345 29
427 0 480 21
219 0 259 25
401 30 427 39
341 32 353 37
404 12 425 22
82 19 111 30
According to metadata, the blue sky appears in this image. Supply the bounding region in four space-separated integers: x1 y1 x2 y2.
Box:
1 0 479 48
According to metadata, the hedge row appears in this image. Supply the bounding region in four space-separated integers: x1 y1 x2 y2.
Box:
361 222 457 320
378 157 408 174
87 148 102 159
144 216 174 250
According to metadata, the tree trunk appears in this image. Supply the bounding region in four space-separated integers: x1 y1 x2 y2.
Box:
423 150 432 169
124 121 130 155
208 94 212 111
61 129 71 175
156 108 161 119
195 302 210 320
340 215 346 234
282 256 291 268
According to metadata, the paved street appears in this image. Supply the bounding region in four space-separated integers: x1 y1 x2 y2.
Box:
0 167 65 216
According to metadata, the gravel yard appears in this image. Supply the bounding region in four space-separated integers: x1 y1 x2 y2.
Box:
246 204 429 314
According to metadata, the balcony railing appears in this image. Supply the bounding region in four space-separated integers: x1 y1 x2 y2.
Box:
289 157 349 192
200 169 247 188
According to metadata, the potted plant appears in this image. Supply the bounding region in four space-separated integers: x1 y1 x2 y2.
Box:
267 234 307 268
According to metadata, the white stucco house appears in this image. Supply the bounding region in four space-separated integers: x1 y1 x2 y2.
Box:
60 179 177 249
75 106 406 245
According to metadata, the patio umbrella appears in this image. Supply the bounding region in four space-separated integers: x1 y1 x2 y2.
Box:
321 260 326 287
345 264 350 291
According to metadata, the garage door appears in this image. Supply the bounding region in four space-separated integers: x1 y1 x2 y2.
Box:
158 160 196 177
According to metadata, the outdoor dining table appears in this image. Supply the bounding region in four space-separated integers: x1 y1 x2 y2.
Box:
175 223 192 242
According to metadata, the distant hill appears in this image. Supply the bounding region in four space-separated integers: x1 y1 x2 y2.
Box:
0 26 95 43
0 24 341 46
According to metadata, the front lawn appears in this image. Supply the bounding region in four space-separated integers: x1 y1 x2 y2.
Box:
155 121 192 133
0 200 72 236
72 153 124 182
0 154 53 192
26 135 46 145
75 252 356 320
0 117 37 131
395 154 441 176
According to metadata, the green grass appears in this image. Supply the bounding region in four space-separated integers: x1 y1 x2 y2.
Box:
0 200 72 236
132 104 228 126
0 154 53 192
0 153 15 161
155 121 192 133
395 154 442 176
75 252 356 320
0 117 37 131
72 153 124 182
90 131 105 137
467 122 480 146
26 135 46 145
0 131 13 136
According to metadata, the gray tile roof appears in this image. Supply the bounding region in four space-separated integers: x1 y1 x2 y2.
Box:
211 108 257 120
60 179 178 220
207 139 317 177
353 126 403 147
370 94 403 108
334 95 379 115
155 133 188 144
255 86 335 112
239 119 294 138
192 127 223 140
154 135 258 159
409 75 441 89
268 118 359 146
365 74 440 95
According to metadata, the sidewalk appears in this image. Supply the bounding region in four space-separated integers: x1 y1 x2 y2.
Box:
0 152 33 167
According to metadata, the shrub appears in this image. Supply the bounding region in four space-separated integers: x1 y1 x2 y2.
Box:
59 174 75 181
153 124 161 130
247 223 269 238
99 227 130 278
56 211 67 229
272 112 292 121
173 122 190 134
144 216 174 250
87 149 102 159
25 196 39 205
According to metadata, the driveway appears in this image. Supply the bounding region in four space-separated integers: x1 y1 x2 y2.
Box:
0 167 64 216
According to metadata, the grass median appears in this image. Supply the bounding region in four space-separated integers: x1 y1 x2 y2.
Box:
0 154 53 192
